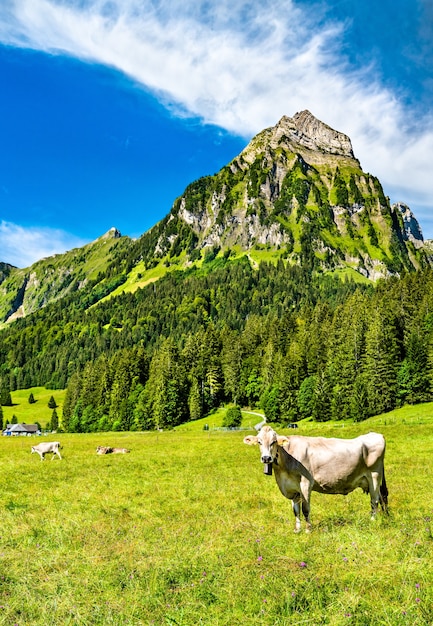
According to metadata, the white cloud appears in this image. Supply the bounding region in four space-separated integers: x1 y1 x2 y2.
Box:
0 221 87 268
1 0 432 234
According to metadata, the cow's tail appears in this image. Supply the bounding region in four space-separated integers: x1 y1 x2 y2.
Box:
380 471 389 514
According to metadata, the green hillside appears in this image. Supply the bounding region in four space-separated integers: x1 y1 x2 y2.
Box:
0 229 132 324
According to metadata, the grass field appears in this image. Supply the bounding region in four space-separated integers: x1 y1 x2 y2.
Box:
0 402 433 624
1 388 66 431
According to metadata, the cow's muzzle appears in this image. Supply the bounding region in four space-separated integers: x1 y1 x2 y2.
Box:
261 455 272 464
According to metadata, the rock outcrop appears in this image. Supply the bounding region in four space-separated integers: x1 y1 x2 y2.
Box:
392 202 424 248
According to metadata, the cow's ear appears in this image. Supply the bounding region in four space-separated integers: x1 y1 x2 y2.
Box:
277 435 289 446
243 435 258 446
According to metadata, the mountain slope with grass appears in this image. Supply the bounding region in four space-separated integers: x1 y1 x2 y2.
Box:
0 228 132 323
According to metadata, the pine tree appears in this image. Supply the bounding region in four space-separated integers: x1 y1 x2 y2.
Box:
398 331 431 405
48 395 58 409
145 339 189 429
364 306 400 415
62 371 81 432
297 376 317 419
50 408 59 431
188 377 202 421
28 392 36 404
221 329 243 405
0 381 12 407
327 292 369 420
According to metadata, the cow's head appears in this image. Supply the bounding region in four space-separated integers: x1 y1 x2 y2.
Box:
243 425 288 464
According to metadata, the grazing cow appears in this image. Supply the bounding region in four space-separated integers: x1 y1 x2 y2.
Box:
96 446 130 455
244 425 388 532
31 441 62 461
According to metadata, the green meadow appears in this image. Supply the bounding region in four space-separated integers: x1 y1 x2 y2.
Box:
1 388 66 431
0 401 432 625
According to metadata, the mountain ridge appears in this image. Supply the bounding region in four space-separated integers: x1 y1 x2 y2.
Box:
0 110 431 322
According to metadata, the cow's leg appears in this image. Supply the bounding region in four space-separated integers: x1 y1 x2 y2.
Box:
291 497 302 533
367 472 381 519
300 479 312 532
379 474 389 514
39 452 45 461
301 499 312 533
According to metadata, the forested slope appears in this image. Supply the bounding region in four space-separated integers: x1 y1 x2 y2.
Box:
1 254 432 431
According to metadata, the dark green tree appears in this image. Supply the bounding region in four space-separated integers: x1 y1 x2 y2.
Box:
145 339 189 429
28 392 36 404
297 376 317 419
222 405 242 428
364 306 400 415
0 383 12 407
260 385 280 422
350 374 370 422
188 378 202 421
48 395 58 409
50 409 59 431
397 331 430 405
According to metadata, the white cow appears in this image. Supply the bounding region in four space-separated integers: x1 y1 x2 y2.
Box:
31 441 62 461
244 425 388 532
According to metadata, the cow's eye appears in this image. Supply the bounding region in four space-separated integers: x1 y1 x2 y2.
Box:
257 440 262 445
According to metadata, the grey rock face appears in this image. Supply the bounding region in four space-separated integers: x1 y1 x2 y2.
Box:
273 110 355 158
393 202 424 248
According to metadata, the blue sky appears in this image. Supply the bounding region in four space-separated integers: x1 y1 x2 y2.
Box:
0 0 432 267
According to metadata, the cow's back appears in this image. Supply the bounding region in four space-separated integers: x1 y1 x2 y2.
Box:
34 441 60 453
281 433 385 495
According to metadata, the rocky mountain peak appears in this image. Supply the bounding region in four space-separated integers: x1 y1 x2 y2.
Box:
97 227 122 241
272 110 355 159
163 110 432 281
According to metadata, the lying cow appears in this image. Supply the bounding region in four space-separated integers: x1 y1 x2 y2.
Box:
96 446 112 455
244 425 388 532
96 446 130 454
31 441 62 461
